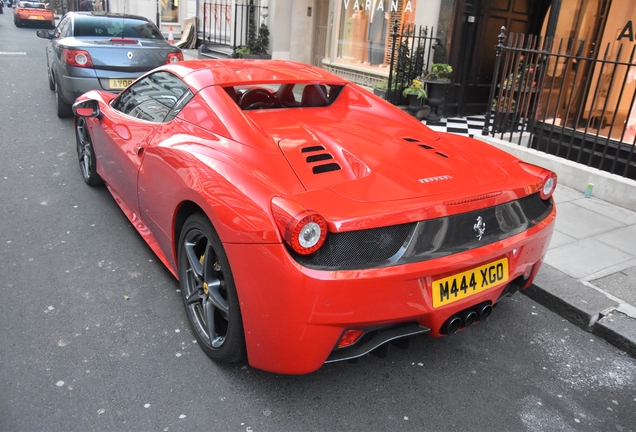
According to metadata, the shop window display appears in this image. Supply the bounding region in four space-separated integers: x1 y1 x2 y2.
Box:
336 0 416 69
542 0 636 143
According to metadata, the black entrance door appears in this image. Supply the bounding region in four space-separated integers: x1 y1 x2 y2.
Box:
447 0 549 116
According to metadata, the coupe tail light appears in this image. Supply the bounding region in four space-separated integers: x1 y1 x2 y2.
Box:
166 52 184 64
62 49 93 68
271 197 327 255
519 162 557 200
539 171 557 200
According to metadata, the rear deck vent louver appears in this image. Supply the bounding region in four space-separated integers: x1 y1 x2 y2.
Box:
306 154 334 163
302 145 326 153
418 144 435 150
301 145 341 175
313 163 341 174
435 152 449 158
403 137 419 142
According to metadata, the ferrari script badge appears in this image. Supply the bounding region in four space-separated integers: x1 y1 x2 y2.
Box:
127 52 134 59
474 216 486 240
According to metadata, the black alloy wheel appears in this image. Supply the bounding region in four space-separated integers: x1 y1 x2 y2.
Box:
75 117 103 186
178 213 246 364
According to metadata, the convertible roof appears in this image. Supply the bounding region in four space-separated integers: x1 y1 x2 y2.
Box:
163 59 348 92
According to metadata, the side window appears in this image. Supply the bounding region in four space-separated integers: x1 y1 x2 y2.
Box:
56 16 71 38
112 72 190 123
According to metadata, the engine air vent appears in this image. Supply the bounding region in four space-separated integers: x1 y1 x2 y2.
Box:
403 137 419 142
313 163 341 174
435 152 449 158
306 154 334 163
419 144 435 150
302 145 326 153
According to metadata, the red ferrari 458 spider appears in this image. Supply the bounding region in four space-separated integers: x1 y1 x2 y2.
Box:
72 59 557 374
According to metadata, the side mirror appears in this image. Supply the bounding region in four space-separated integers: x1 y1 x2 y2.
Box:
72 99 101 118
36 30 55 40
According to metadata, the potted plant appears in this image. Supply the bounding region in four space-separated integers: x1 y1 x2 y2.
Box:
491 97 519 133
236 11 271 59
423 63 453 121
372 80 388 99
402 79 427 117
424 63 453 81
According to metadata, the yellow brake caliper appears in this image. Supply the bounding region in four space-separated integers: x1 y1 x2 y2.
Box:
200 255 209 295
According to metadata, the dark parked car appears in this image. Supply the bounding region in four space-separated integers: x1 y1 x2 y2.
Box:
37 12 183 118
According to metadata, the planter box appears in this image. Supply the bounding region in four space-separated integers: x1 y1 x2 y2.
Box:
373 88 387 99
237 53 272 59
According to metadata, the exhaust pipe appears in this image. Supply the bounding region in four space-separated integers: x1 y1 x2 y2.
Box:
472 302 492 322
440 315 462 335
458 309 477 327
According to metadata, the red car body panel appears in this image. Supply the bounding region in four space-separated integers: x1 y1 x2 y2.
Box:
75 59 557 374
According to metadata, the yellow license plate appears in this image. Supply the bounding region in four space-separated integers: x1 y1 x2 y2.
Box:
30 16 45 20
432 258 509 308
109 79 134 89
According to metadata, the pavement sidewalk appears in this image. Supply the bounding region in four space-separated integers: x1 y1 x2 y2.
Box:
178 49 636 357
479 137 636 359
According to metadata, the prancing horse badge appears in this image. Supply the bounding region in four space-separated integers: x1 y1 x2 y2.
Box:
474 216 486 240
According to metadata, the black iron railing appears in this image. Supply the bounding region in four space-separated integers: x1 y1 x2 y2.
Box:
201 0 268 56
386 19 441 104
484 27 636 180
202 1 234 46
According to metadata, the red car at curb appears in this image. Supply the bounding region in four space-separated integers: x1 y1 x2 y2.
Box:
72 59 557 374
13 1 55 28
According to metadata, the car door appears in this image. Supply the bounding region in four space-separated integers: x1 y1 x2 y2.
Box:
92 71 188 215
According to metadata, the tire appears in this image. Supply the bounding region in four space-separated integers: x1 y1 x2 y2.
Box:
55 80 73 118
75 116 103 186
177 213 246 364
47 68 55 91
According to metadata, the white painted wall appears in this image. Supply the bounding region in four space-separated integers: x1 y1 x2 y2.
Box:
414 0 441 34
269 0 292 60
289 0 315 64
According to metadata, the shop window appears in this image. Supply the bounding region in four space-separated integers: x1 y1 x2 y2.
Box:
540 0 636 143
162 0 178 23
335 0 416 70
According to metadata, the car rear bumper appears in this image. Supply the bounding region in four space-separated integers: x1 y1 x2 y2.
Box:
224 205 556 374
58 72 145 105
58 75 105 106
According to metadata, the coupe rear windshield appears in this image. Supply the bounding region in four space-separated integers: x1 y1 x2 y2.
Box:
20 2 47 8
225 83 344 110
74 16 163 39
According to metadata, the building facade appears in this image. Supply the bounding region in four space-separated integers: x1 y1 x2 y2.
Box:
103 0 635 134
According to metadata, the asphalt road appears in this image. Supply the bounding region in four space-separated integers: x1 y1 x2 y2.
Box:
1 14 635 431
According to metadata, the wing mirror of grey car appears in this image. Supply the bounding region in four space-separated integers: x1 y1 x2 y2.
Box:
36 30 55 40
72 100 101 119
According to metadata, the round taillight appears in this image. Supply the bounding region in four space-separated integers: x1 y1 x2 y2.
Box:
166 52 184 64
540 172 557 200
75 53 88 65
62 49 93 68
271 197 328 255
290 215 327 254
